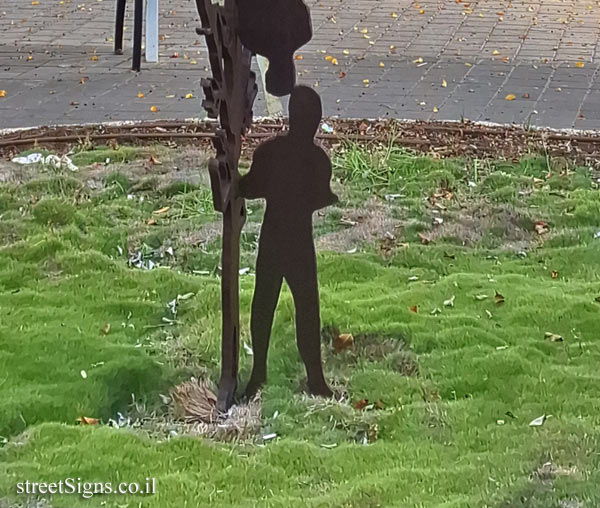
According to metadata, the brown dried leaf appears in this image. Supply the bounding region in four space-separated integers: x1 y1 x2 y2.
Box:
353 399 369 410
333 333 354 352
494 291 505 305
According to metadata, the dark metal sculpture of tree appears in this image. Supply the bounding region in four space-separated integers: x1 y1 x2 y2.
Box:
195 0 333 412
194 0 257 412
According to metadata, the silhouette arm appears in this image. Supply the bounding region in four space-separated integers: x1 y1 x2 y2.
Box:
239 146 267 199
312 149 338 210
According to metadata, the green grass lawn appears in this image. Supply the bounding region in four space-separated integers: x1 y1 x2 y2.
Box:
0 142 599 507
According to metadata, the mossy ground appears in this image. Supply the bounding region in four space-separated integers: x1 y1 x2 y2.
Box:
0 142 599 507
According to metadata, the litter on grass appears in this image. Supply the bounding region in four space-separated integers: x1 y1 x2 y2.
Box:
12 152 78 171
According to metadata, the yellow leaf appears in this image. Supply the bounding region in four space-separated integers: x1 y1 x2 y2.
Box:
413 57 423 64
331 58 338 65
343 50 349 55
324 55 333 62
137 92 144 98
185 93 194 99
576 61 585 68
391 11 398 18
360 28 368 34
90 55 98 61
432 106 439 112
465 62 472 67
76 416 99 425
32 1 39 4
363 79 370 87
441 79 447 87
492 49 500 55
379 61 385 68
505 93 516 101
153 206 170 215
0 90 6 98
27 55 33 61
419 9 425 14
150 105 158 112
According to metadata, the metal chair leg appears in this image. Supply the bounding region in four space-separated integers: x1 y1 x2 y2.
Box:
132 0 144 71
114 0 126 55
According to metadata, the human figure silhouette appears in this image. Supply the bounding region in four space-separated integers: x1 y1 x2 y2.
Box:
239 85 337 397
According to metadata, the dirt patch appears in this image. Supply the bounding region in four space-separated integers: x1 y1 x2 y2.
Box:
429 200 535 250
316 198 400 252
321 326 419 377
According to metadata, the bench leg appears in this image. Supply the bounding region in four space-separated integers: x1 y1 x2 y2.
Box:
132 0 144 71
114 0 126 55
145 0 159 63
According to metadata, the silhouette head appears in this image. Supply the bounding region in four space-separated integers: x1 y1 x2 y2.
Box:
288 86 322 139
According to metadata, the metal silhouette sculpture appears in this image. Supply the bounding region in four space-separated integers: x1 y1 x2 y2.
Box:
195 0 257 412
195 0 334 410
240 86 337 397
237 0 312 96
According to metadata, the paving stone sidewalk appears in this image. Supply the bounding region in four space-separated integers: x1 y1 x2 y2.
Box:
1 0 600 130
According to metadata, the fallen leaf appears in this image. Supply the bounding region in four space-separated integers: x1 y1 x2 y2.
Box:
153 206 170 215
505 93 516 101
419 9 425 14
493 49 500 55
417 232 431 245
441 79 447 87
333 333 354 352
522 92 530 99
137 92 144 98
149 155 162 165
391 11 398 18
378 61 385 68
409 305 418 313
575 61 585 68
324 55 333 62
0 90 6 98
90 55 98 62
150 105 158 112
294 54 303 60
474 294 489 301
185 93 194 99
331 58 338 65
551 270 558 279
100 323 110 335
80 370 87 379
353 399 369 410
338 71 346 79
432 106 439 112
545 332 563 342
363 79 370 87
534 221 549 235
413 57 423 64
76 416 99 425
342 50 350 55
494 291 505 305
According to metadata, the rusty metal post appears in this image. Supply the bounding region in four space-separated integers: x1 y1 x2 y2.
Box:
194 0 257 412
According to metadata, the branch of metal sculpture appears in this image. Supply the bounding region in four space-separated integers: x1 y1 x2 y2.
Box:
195 0 257 412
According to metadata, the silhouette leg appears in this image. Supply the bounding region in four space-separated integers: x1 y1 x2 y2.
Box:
285 257 332 398
245 253 282 397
